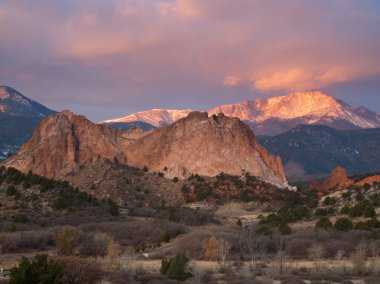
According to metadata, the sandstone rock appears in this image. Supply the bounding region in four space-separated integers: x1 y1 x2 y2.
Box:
355 175 380 187
322 167 353 191
3 110 289 188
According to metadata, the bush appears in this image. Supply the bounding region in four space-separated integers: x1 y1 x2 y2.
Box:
56 226 82 256
0 231 55 253
107 200 119 216
315 217 333 230
161 253 191 280
323 196 337 206
255 225 272 236
6 185 17 196
11 214 28 224
10 254 63 284
279 222 292 235
56 256 101 284
364 205 376 218
315 208 328 217
334 218 353 231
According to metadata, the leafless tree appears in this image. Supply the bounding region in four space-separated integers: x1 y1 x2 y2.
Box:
238 226 266 271
350 241 367 276
217 238 232 267
307 243 325 272
368 241 379 274
276 237 287 275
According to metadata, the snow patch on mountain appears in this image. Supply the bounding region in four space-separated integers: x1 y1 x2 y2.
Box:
103 109 194 127
103 91 380 132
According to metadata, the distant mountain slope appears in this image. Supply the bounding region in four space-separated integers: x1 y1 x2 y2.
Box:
105 121 156 131
103 91 380 135
257 125 380 177
0 86 56 158
103 109 193 127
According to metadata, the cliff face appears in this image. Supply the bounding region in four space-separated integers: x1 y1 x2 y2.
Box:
3 111 288 187
125 112 287 186
3 111 128 178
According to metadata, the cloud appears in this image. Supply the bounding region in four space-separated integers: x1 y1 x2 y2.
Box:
223 75 242 87
1 0 380 120
253 68 314 91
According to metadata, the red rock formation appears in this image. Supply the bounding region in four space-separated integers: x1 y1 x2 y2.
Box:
322 167 354 191
3 111 289 188
355 175 380 187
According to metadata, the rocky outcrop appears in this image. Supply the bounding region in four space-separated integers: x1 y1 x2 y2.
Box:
3 111 288 188
125 112 287 186
322 167 354 191
3 111 128 178
355 175 380 187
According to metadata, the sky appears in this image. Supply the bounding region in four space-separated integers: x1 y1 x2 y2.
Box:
1 0 380 122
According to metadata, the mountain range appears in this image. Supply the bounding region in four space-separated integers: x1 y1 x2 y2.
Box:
0 86 56 158
2 86 380 178
103 91 380 135
258 125 380 177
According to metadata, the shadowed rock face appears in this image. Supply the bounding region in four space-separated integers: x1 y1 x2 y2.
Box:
3 111 288 188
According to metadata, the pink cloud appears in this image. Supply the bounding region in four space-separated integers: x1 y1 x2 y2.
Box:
1 0 380 120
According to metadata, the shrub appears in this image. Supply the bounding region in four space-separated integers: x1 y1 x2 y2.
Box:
11 214 28 224
57 256 101 284
334 218 353 231
315 217 333 230
364 205 376 218
143 166 148 172
315 208 328 217
161 253 191 280
279 222 292 235
323 196 337 206
0 231 55 253
202 236 219 260
56 226 82 256
255 225 272 236
10 254 63 284
173 177 179 183
107 200 119 216
160 231 171 243
341 206 350 215
6 185 17 196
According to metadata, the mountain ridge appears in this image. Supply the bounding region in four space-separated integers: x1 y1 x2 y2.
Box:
257 124 380 177
103 91 380 135
0 86 56 157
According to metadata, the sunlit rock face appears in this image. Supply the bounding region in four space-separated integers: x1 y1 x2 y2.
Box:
105 92 380 136
3 111 289 188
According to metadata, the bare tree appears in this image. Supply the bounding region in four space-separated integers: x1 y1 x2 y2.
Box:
238 226 266 271
351 241 367 276
217 238 232 267
188 262 203 284
276 237 287 275
307 243 325 272
368 241 379 274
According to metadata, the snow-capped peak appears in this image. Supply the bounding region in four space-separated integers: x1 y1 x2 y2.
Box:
103 108 194 127
103 91 380 132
